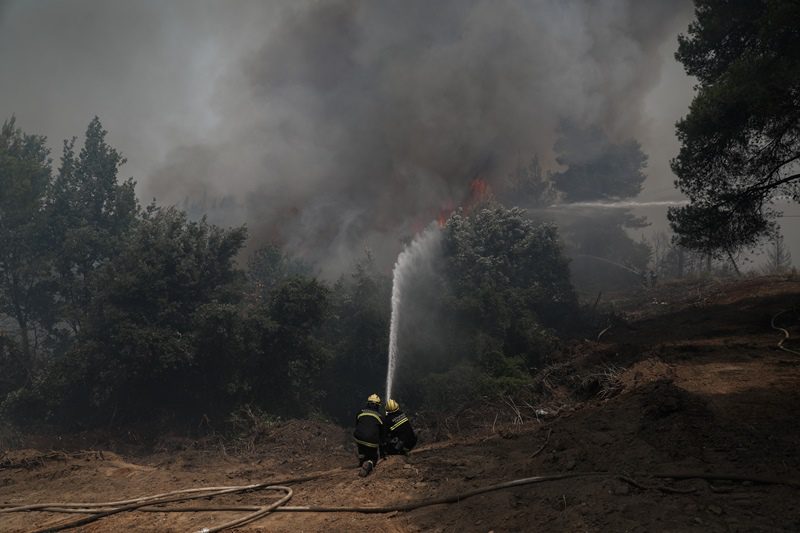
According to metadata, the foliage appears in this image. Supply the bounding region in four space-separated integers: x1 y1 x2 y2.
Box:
546 123 653 291
416 362 486 408
444 206 576 327
48 116 139 334
562 210 652 292
647 231 705 279
0 118 55 364
0 335 25 401
0 119 584 431
247 243 312 304
763 233 793 274
669 0 800 254
188 302 254 414
551 123 647 202
391 206 577 412
253 276 332 417
44 206 247 425
498 155 554 207
321 252 390 422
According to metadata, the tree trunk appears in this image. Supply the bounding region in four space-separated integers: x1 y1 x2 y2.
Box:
10 275 32 364
726 249 742 276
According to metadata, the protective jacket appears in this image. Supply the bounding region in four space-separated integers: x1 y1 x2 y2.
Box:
353 403 385 448
384 408 417 454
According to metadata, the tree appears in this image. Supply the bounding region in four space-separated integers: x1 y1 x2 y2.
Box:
499 155 554 207
763 233 793 274
390 206 577 411
53 205 247 424
247 243 312 304
47 117 139 334
563 210 652 291
442 206 576 364
548 124 652 290
255 277 331 416
322 251 390 422
669 0 800 254
551 124 647 202
0 334 26 402
0 118 54 368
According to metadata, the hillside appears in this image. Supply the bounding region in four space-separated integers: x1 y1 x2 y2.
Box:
1 276 799 532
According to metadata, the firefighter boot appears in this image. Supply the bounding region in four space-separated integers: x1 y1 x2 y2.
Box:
358 460 374 477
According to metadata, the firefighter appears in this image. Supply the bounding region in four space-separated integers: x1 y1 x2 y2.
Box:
383 399 417 455
353 393 385 477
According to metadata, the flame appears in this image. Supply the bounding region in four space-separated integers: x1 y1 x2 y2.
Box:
434 178 493 227
469 178 490 202
408 178 494 232
464 178 492 213
437 200 455 227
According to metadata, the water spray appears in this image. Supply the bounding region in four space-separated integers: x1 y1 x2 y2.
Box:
385 223 442 401
572 254 643 276
545 199 688 209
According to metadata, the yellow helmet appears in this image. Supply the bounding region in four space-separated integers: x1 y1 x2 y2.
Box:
386 399 399 413
367 393 381 404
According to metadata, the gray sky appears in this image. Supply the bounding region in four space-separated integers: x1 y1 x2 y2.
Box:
7 1 788 274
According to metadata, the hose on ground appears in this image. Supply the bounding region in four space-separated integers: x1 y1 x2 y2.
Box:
2 470 798 532
15 485 291 533
0 469 340 533
771 309 800 356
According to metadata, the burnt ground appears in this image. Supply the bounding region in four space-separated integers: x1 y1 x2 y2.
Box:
1 275 799 532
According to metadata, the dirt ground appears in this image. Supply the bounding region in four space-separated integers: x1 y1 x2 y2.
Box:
1 275 799 532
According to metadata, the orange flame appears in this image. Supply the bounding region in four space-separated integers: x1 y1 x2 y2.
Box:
465 178 491 210
437 199 456 227
433 178 493 227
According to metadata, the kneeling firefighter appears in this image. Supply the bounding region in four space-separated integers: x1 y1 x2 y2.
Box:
353 393 385 477
383 399 417 455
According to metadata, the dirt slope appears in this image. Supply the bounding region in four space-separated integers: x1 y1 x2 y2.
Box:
1 276 799 532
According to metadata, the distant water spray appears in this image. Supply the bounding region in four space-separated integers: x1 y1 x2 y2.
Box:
385 224 442 401
547 200 688 209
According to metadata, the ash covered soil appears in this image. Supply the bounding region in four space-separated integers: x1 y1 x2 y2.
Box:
2 276 799 532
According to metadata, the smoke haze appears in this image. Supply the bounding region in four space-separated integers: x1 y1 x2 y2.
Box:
0 0 696 276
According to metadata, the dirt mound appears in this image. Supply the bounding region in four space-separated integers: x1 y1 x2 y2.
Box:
258 419 350 452
0 449 111 470
636 379 714 461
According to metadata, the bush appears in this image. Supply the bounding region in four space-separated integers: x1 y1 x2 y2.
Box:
393 205 577 412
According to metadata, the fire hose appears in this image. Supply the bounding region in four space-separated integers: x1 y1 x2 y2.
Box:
771 309 800 356
2 470 798 533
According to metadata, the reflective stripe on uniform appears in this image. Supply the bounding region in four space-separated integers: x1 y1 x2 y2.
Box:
390 416 409 431
353 438 379 448
358 411 384 424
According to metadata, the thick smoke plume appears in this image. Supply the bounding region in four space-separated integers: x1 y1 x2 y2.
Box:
0 0 692 276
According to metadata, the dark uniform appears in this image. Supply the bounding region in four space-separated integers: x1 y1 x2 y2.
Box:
353 401 385 470
384 407 417 455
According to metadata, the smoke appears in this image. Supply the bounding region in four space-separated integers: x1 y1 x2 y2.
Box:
0 0 693 277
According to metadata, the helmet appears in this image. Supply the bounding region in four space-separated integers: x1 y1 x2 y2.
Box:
385 399 400 413
367 393 381 404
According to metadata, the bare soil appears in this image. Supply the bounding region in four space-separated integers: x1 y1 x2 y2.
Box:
2 275 799 532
